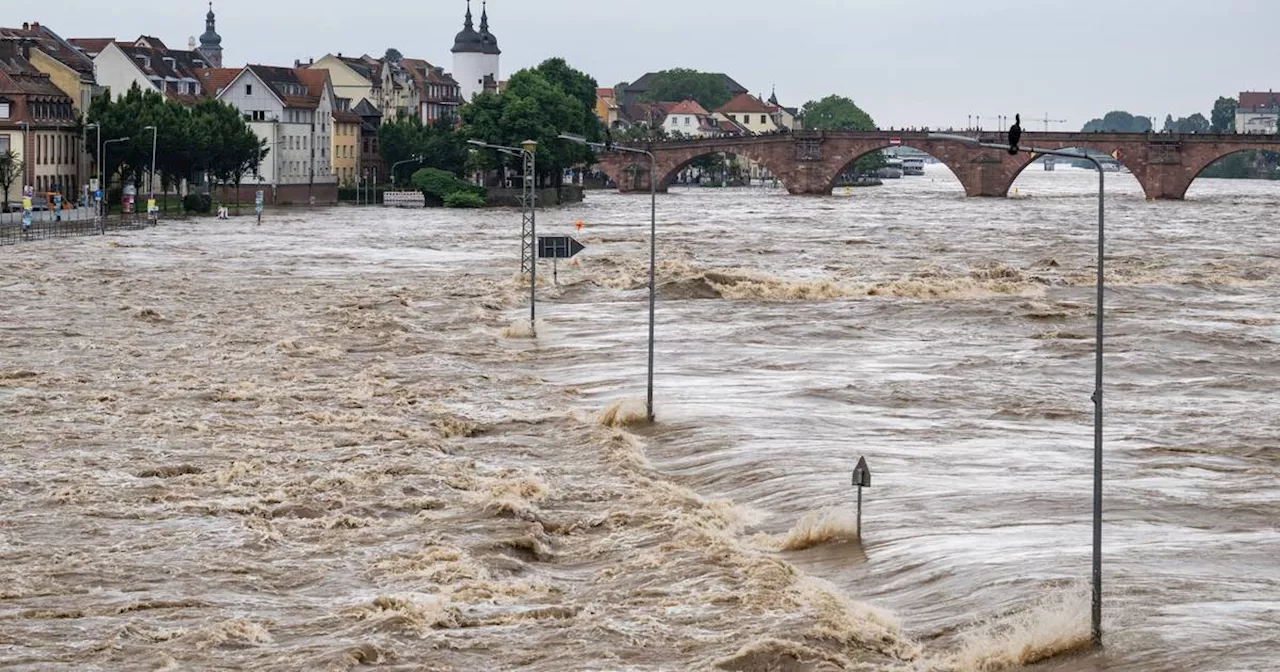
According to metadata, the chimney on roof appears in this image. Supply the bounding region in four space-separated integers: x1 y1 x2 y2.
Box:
22 22 29 31
294 59 301 68
309 57 313 65
31 22 39 31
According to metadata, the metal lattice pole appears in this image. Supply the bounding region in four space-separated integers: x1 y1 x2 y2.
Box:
520 149 536 281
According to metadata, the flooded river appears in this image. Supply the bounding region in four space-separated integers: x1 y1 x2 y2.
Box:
2 166 1276 670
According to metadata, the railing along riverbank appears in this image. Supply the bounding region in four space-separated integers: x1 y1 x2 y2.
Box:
0 208 166 246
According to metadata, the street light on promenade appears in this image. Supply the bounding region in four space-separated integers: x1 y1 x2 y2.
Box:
143 125 158 201
558 132 658 424
390 154 424 186
467 140 539 332
930 132 1106 647
102 136 131 227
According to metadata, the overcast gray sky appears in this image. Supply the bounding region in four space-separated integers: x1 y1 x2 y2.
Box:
31 0 1280 129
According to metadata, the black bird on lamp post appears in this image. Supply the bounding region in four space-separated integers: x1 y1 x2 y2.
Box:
1008 114 1023 155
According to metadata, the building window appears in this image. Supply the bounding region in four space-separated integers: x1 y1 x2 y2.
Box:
246 84 253 95
0 102 9 119
0 135 9 153
760 115 767 124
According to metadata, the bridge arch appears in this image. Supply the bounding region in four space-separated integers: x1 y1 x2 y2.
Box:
823 144 967 194
1005 145 1146 196
1181 144 1280 199
656 147 793 191
594 160 648 193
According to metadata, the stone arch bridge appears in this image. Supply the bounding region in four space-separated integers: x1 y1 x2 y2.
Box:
593 131 1280 200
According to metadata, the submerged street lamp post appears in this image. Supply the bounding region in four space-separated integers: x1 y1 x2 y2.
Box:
102 136 130 230
144 125 158 220
84 122 100 217
558 133 657 423
930 132 1106 646
390 155 424 187
467 140 539 331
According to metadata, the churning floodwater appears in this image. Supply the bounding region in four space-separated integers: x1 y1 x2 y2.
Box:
1 165 1276 671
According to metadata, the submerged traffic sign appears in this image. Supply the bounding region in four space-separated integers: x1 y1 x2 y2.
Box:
537 235 586 259
852 456 871 488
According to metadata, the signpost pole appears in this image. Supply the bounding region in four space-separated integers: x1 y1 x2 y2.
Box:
857 486 863 540
852 456 871 541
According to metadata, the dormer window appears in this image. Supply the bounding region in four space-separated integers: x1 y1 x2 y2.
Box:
134 54 151 68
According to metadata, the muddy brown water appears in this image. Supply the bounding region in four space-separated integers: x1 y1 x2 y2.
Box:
1 166 1276 670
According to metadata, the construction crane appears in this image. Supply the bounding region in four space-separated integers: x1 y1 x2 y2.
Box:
1039 113 1068 132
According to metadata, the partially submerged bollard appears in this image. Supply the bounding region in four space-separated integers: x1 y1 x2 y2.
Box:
852 456 871 540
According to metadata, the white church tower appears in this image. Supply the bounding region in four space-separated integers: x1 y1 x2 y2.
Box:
452 0 500 101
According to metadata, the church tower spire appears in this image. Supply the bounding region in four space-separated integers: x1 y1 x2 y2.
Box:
198 1 224 68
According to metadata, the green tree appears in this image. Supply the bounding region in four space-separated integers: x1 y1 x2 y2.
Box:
190 97 268 209
1164 113 1211 134
1082 111 1152 133
378 116 423 182
800 95 885 174
535 57 598 116
800 95 877 131
1211 96 1238 133
639 69 734 110
0 149 22 212
461 61 602 188
379 116 468 182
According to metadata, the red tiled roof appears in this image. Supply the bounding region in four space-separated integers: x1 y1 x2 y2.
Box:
664 99 709 116
68 37 113 55
296 67 330 99
0 24 95 79
1240 92 1280 109
194 67 242 97
114 44 210 84
714 117 749 135
165 91 201 105
134 35 168 50
333 109 362 124
0 45 73 99
715 93 774 114
243 64 324 109
596 87 614 98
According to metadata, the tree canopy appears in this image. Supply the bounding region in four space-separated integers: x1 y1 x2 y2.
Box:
800 95 878 131
1081 111 1153 133
638 69 734 110
461 58 603 187
87 83 267 197
0 149 22 211
1211 96 1238 133
1163 113 1210 134
800 95 884 173
378 116 467 183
